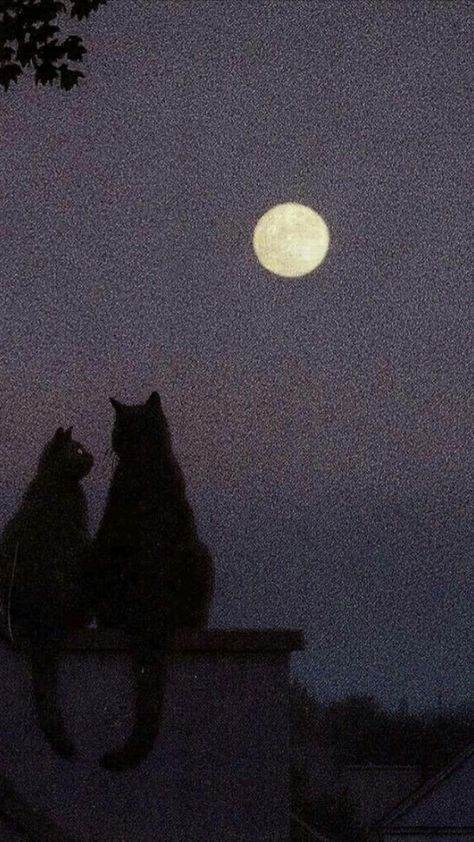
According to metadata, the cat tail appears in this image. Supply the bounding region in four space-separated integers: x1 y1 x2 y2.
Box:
30 640 76 760
0 541 20 646
100 632 171 772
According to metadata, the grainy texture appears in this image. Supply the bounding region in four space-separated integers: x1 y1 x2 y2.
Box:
0 0 471 709
0 629 299 841
0 428 93 759
82 392 214 769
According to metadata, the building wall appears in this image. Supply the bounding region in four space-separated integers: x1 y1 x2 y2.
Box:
0 630 301 842
394 752 474 827
373 749 474 842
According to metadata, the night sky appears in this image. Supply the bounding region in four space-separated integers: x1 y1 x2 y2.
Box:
1 1 472 709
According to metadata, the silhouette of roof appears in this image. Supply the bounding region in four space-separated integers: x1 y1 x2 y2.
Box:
374 743 474 831
343 763 422 826
13 626 305 652
0 775 76 842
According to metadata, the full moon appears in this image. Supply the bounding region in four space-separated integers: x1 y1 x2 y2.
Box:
253 203 330 277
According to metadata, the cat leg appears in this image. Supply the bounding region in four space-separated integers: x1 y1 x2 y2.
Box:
30 640 76 760
100 636 169 771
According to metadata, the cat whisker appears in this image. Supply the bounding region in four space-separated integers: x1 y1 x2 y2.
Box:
99 447 114 466
108 453 118 479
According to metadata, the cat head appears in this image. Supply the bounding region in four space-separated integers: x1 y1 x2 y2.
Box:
42 427 94 480
109 391 169 460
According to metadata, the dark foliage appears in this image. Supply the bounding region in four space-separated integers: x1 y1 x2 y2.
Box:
290 680 474 840
0 426 93 758
322 693 474 773
83 391 214 770
0 0 108 91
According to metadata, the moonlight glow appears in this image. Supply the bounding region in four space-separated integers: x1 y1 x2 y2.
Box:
253 203 330 277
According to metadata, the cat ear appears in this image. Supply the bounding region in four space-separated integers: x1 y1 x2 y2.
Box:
146 391 161 413
110 397 124 414
65 426 73 440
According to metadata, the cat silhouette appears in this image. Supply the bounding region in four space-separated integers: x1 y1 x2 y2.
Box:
0 426 93 758
83 391 214 770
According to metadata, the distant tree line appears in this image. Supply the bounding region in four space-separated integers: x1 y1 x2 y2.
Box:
0 0 108 91
290 680 474 842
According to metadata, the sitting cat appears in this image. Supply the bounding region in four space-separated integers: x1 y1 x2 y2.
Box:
83 391 214 770
0 427 93 759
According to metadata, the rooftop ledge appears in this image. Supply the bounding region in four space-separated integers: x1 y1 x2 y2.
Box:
15 627 305 653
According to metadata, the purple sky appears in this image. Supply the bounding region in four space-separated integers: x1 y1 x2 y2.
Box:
0 1 472 707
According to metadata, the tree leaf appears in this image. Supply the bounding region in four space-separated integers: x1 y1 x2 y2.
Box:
63 35 86 62
16 39 38 67
1 0 108 92
59 63 84 90
0 44 15 62
38 39 66 63
34 60 59 85
35 23 61 41
70 0 107 20
0 62 22 91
